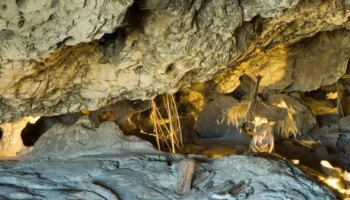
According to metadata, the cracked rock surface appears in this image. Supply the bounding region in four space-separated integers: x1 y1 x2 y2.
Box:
0 0 349 122
0 154 337 200
0 0 133 60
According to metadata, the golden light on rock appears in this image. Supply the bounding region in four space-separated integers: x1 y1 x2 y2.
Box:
0 117 30 158
291 159 299 165
318 175 350 196
214 45 291 93
326 92 338 100
323 177 341 191
81 109 90 116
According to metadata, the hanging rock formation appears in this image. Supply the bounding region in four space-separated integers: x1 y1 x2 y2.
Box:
0 0 349 122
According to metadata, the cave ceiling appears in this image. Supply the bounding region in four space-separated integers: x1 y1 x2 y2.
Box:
0 0 350 122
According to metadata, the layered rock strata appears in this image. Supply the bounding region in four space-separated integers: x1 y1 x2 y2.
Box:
0 0 349 122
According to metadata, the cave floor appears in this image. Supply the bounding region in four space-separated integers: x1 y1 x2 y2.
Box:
0 152 339 200
186 136 350 174
183 136 350 198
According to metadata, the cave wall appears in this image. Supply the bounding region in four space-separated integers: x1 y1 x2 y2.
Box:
215 29 350 93
0 0 349 122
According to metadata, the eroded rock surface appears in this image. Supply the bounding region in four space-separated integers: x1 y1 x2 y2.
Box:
215 29 350 93
31 117 156 159
0 155 337 200
0 0 133 60
0 118 28 157
0 0 349 122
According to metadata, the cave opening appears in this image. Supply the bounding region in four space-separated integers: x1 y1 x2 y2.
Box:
21 113 81 147
0 128 2 141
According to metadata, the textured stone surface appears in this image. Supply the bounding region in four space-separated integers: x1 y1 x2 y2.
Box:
0 118 28 157
195 94 250 145
268 94 317 135
0 155 336 199
0 0 349 122
31 117 156 159
339 115 350 132
241 0 299 21
0 0 133 60
215 29 350 93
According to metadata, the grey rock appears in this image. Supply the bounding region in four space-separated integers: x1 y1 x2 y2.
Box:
0 155 337 199
305 127 340 150
241 0 299 21
0 0 133 60
285 30 350 92
195 94 250 145
337 133 350 153
339 115 350 132
31 117 156 159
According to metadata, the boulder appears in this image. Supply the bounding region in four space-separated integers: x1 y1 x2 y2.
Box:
31 117 156 159
88 100 151 129
339 116 350 132
268 94 317 135
302 127 340 150
337 133 350 153
303 97 338 126
195 93 250 144
21 112 82 146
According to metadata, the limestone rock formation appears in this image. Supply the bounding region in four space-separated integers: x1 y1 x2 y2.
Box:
0 117 29 157
215 29 350 93
0 0 133 60
0 0 349 122
0 155 337 199
31 117 156 159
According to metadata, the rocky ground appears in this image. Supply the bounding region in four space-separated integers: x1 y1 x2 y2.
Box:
0 154 337 200
0 118 340 200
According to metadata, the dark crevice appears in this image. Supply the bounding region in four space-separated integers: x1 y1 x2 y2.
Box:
0 128 3 140
15 0 24 7
98 1 144 47
57 36 73 48
21 113 81 146
165 64 174 74
98 2 144 64
305 90 327 100
346 58 350 75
